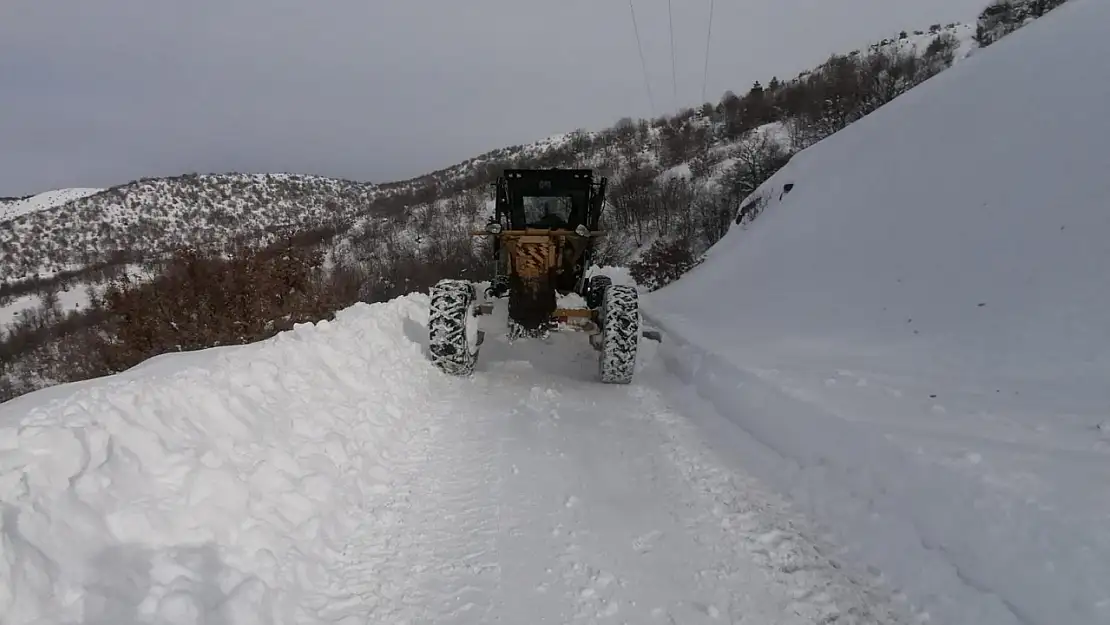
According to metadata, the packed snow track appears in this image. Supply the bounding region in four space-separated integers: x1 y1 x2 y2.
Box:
0 292 909 624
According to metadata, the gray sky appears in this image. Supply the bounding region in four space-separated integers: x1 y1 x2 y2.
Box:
0 0 986 197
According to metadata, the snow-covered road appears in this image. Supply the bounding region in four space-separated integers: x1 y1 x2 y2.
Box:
325 299 904 624
0 293 907 624
5 2 1109 623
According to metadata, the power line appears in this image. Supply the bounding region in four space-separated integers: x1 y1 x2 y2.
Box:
627 0 655 115
668 0 678 113
701 0 716 104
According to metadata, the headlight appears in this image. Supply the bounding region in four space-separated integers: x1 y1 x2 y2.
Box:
485 222 503 234
575 224 590 237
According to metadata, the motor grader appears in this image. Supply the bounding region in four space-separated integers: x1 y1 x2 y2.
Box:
427 168 641 384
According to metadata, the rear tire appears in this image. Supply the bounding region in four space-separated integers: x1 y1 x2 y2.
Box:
598 284 639 384
429 279 479 376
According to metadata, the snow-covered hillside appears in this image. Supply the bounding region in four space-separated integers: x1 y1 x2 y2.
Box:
646 1 1110 623
0 174 390 284
0 188 104 222
0 285 915 624
1 19 973 293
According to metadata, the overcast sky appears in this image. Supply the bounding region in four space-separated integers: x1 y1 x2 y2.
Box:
0 0 986 197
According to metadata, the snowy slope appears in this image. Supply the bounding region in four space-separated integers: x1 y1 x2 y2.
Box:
0 285 88 327
0 288 915 624
646 1 1110 624
0 188 103 221
0 174 386 285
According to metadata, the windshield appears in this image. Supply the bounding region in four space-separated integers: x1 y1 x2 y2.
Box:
522 196 574 228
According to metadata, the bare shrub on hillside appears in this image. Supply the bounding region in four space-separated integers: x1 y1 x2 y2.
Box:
629 237 701 291
924 33 959 66
692 193 735 250
655 176 698 243
975 0 1069 47
92 243 356 372
607 163 661 245
727 132 793 202
660 119 698 168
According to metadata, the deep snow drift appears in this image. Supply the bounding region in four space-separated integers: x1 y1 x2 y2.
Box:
0 289 912 624
645 2 1110 624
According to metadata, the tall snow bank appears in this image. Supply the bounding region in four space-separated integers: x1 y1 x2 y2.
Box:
0 295 436 624
646 1 1110 624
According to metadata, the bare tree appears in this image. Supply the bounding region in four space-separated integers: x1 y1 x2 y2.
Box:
607 163 660 245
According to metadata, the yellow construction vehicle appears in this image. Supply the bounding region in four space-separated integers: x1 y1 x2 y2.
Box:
427 168 641 384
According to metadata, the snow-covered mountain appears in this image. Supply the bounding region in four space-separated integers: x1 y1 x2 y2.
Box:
645 1 1109 623
0 174 389 284
0 188 104 222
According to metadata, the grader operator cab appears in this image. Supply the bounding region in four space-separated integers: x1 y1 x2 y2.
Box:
427 168 642 384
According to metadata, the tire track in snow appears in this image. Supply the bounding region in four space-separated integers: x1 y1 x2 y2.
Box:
625 383 912 624
302 376 507 624
457 326 914 624
409 387 504 624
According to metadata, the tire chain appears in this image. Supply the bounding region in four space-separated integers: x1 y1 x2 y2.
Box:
599 284 639 384
429 279 477 376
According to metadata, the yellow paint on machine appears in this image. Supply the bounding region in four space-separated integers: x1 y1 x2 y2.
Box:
508 236 556 280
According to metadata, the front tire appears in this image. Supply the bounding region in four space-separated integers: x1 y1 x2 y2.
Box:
429 279 480 375
598 284 639 384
